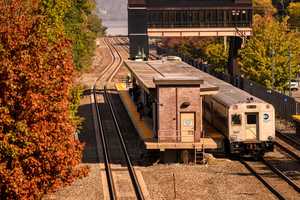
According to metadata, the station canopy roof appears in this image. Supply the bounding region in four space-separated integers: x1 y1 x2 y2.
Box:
124 60 219 95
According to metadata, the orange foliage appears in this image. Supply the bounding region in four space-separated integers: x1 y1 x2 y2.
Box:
0 1 87 199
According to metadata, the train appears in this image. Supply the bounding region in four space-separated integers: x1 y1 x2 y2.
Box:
199 68 275 157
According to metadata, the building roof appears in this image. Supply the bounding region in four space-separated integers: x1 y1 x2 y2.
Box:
124 60 219 95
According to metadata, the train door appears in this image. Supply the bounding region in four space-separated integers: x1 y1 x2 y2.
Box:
180 112 195 142
245 113 259 140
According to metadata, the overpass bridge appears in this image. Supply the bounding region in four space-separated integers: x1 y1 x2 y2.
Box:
128 0 253 75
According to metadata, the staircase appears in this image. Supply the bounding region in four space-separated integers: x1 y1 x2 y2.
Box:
194 147 207 164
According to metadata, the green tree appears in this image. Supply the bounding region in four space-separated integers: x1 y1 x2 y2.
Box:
205 43 228 73
239 15 300 90
64 0 106 70
39 0 72 41
39 0 106 70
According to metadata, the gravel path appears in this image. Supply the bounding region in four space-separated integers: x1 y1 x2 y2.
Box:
43 164 103 200
140 160 277 200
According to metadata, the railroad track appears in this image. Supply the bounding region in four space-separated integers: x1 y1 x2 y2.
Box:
92 37 145 200
241 131 300 199
276 131 300 150
240 158 300 200
274 131 300 162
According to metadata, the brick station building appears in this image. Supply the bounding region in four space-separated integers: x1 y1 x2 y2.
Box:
121 59 223 156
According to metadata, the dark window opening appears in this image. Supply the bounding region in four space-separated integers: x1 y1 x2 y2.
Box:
231 114 241 125
247 114 257 125
147 9 252 28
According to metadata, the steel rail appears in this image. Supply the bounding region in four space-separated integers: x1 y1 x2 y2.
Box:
104 87 145 200
92 37 119 200
104 37 145 199
240 159 286 200
95 38 118 84
113 37 130 60
92 37 122 200
106 37 125 82
93 37 145 200
275 141 300 162
262 158 300 193
276 131 300 150
93 88 117 200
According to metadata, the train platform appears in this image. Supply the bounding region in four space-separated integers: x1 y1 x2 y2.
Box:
116 83 154 140
116 83 224 151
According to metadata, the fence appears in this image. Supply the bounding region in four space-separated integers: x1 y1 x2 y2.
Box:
242 78 300 120
156 47 300 121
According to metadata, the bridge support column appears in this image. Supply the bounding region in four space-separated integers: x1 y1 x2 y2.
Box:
129 34 149 60
228 36 243 76
128 5 149 60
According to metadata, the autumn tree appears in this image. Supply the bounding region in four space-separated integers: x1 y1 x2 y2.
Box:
288 2 300 29
253 0 277 16
0 1 86 199
239 15 300 90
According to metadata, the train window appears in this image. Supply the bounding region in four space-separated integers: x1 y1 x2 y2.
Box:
231 114 241 125
247 114 257 125
147 8 252 29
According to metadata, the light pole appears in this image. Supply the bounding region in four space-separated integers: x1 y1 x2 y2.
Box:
288 47 292 96
270 49 275 90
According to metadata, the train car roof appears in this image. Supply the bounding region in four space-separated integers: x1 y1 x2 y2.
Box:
181 63 265 106
124 60 265 106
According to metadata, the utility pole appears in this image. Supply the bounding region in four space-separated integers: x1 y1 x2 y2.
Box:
288 47 292 96
270 49 275 91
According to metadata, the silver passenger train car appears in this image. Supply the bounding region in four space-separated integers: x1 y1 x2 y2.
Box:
200 71 275 156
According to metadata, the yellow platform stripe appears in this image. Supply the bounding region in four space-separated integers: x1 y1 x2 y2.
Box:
115 83 153 139
115 83 127 91
292 115 300 122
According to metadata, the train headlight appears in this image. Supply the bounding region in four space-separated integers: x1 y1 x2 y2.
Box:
268 136 274 141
